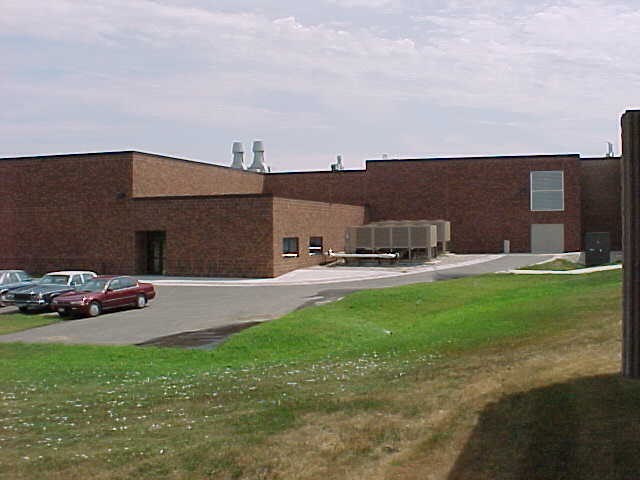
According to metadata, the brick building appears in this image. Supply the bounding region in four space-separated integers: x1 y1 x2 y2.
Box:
0 150 621 277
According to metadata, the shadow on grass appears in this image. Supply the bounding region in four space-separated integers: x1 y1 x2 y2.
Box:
448 374 640 480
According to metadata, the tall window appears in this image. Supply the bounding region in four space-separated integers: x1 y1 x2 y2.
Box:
282 237 299 257
309 236 323 255
531 171 564 211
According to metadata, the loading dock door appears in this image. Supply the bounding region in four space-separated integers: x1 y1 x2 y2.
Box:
531 224 564 253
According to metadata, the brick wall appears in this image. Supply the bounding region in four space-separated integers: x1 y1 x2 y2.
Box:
266 155 582 253
0 150 603 278
580 157 622 249
365 156 582 253
271 198 366 277
132 152 264 197
0 150 273 277
0 152 363 278
130 195 274 277
0 152 134 274
264 170 367 205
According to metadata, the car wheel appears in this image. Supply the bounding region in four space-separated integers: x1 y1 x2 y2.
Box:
18 306 29 313
136 294 147 309
88 301 102 317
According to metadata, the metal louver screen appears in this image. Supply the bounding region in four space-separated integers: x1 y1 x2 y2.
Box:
391 227 410 248
345 228 356 253
374 228 392 248
531 170 564 211
356 227 373 249
410 227 428 248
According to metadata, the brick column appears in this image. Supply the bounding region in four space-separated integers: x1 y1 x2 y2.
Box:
622 110 640 377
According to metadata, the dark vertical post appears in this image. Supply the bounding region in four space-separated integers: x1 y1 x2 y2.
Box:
622 110 640 377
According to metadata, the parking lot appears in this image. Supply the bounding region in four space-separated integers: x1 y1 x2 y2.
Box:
0 254 551 346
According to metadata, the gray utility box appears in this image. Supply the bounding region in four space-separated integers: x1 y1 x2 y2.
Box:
584 232 610 267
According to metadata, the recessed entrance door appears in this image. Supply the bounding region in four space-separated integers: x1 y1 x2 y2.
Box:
136 231 166 275
531 224 564 253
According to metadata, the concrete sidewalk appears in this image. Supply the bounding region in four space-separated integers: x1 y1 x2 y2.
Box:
501 252 622 275
142 254 509 286
506 264 622 275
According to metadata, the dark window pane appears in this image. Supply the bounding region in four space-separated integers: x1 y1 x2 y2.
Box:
309 236 323 254
283 237 299 254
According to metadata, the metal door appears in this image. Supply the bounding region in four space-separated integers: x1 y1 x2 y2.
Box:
146 232 166 275
531 224 564 253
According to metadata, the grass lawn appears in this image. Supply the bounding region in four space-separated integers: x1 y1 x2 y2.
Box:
0 311 60 335
0 271 629 479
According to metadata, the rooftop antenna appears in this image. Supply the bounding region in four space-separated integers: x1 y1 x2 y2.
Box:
606 142 615 157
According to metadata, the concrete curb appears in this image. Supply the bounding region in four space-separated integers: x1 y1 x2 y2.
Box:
503 264 622 275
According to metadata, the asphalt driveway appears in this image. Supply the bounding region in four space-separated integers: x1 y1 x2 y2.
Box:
0 254 550 345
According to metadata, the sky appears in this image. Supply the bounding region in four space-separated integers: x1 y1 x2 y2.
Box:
1 0 638 171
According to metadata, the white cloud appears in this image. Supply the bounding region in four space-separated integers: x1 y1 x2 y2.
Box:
1 0 638 167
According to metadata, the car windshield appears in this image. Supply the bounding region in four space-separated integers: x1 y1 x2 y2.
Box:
39 274 70 285
78 278 109 292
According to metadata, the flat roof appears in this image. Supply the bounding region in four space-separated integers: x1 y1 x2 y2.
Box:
0 150 264 175
1 150 585 174
366 153 580 165
132 193 273 201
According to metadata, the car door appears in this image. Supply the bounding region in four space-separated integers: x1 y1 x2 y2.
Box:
102 278 124 310
118 277 139 306
103 278 133 309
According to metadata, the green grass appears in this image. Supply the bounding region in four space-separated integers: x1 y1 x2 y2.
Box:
0 312 60 335
0 271 624 479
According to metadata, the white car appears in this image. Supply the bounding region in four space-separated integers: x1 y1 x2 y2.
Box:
2 270 97 312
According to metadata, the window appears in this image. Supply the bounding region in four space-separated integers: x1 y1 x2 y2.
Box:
81 273 95 283
531 171 564 211
120 277 137 288
282 237 299 257
309 236 323 255
16 271 31 281
71 275 83 287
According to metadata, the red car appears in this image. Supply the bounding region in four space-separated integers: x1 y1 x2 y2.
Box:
52 275 156 318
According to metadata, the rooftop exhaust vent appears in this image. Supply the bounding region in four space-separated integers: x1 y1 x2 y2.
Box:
331 154 344 171
230 142 245 170
248 140 269 173
606 142 615 157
